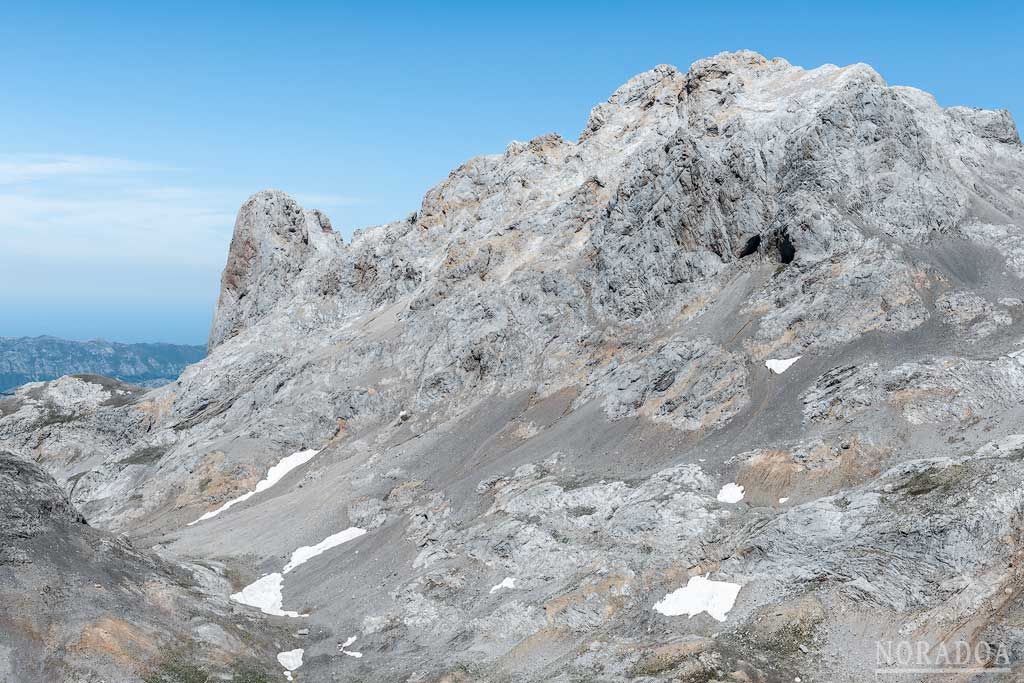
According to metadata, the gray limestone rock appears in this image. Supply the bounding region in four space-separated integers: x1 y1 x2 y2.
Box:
2 51 1024 681
0 450 279 682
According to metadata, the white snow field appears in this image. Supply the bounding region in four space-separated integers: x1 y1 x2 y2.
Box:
765 356 801 374
231 527 367 618
653 575 742 621
188 448 320 525
277 648 304 679
489 577 516 594
716 482 745 503
230 572 303 618
283 527 367 573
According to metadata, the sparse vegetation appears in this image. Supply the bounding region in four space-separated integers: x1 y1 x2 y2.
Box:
31 400 79 428
898 463 969 496
141 650 272 683
142 652 211 683
229 663 273 683
122 445 168 466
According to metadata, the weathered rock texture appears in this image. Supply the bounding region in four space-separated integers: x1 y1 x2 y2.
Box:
1 51 1023 682
0 451 279 682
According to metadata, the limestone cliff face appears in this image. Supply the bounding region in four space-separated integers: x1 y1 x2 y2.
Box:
2 52 1024 682
208 190 341 350
209 51 1021 358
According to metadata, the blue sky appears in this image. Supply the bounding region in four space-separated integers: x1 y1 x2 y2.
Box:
2 1 1021 345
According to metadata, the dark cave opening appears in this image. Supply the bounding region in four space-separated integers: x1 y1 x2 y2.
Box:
738 234 761 258
778 233 795 264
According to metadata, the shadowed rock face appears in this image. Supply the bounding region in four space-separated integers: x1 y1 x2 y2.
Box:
0 451 279 682
0 449 85 546
2 51 1024 681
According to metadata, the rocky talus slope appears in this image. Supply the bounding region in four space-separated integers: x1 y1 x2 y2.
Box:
0 336 205 393
2 51 1024 682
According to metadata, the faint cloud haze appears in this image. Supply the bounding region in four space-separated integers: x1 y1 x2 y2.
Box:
0 155 235 269
0 154 238 343
0 154 176 185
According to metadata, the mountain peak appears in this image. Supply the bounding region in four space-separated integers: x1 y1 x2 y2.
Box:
16 53 1022 681
208 189 340 350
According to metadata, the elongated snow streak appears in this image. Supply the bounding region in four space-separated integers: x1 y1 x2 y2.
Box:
653 574 742 621
340 635 363 658
231 527 366 621
187 449 320 525
283 527 367 573
765 356 801 374
489 577 516 594
230 572 304 617
716 482 744 504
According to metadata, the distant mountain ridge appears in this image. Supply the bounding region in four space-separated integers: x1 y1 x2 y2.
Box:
0 335 205 392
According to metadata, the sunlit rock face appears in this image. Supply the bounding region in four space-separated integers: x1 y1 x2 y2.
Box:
2 51 1024 682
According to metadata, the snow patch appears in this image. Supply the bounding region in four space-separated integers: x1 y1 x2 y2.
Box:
716 483 744 504
230 573 304 617
283 527 367 573
765 356 801 374
230 527 368 622
489 577 516 594
188 449 320 526
277 648 304 671
653 575 742 621
340 635 363 658
779 497 789 504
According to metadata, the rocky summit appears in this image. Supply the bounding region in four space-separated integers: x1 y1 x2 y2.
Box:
2 51 1024 682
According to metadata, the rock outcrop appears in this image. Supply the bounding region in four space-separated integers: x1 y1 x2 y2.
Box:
208 190 343 349
1 51 1023 681
0 451 278 682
